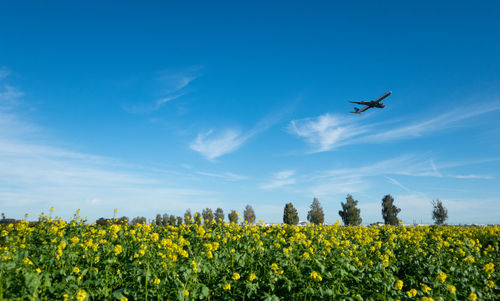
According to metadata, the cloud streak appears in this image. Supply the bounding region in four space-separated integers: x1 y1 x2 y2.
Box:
124 67 201 114
289 102 500 152
260 170 296 190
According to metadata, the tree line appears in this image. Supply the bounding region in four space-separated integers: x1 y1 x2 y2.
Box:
0 196 448 226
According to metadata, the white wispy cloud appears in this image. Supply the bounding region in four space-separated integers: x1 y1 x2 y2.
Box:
124 67 201 114
156 93 185 105
385 176 413 193
0 85 24 108
260 170 296 190
289 102 500 152
0 73 217 221
288 113 368 152
449 174 494 179
190 102 294 160
0 67 10 80
196 171 247 181
189 129 249 160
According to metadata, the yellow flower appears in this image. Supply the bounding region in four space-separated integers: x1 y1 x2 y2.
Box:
437 272 447 283
468 292 478 301
63 293 69 301
223 283 231 290
76 290 87 301
117 269 121 274
114 244 123 256
484 262 494 274
309 271 322 282
406 289 417 297
446 284 456 293
154 278 160 285
394 280 403 290
35 268 41 274
50 207 54 212
183 290 189 296
487 280 494 288
73 266 80 274
114 208 118 213
421 283 432 293
23 257 33 265
120 297 128 301
232 272 240 280
249 273 256 282
270 263 278 271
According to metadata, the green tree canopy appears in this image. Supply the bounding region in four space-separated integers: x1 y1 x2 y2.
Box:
307 198 324 225
228 210 238 224
202 208 214 224
381 194 401 225
183 209 192 225
432 199 448 225
215 208 224 223
283 202 299 225
339 194 362 226
243 205 256 224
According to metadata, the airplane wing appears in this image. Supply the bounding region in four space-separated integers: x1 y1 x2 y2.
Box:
350 105 370 114
375 91 392 102
349 101 369 105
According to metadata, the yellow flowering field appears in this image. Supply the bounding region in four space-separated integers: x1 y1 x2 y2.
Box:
0 214 498 300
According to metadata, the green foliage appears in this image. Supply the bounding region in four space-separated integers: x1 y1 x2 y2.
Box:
162 213 169 226
228 210 238 223
202 208 214 224
432 199 448 225
307 198 324 225
155 214 162 226
194 212 203 225
215 208 224 223
381 194 401 225
283 203 299 225
169 215 176 226
130 216 146 225
2 215 497 300
338 194 362 226
184 209 192 225
243 205 256 224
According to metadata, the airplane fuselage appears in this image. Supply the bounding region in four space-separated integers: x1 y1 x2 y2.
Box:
349 91 390 114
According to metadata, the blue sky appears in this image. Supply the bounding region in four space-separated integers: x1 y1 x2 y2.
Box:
1 0 499 224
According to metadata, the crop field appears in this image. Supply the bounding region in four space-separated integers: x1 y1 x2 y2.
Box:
0 215 498 300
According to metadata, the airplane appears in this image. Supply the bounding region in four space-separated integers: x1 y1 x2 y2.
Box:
350 91 392 114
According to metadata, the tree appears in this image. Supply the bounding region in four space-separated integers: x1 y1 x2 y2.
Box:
130 216 146 225
162 213 169 226
95 217 108 226
169 215 176 225
228 210 238 223
194 212 202 225
381 194 401 225
307 198 325 225
155 214 162 226
432 199 448 225
283 203 299 225
202 208 214 224
176 216 183 226
184 209 192 225
338 194 362 226
215 208 224 223
243 205 256 224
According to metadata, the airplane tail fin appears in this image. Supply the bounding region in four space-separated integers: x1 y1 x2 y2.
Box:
350 107 361 114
